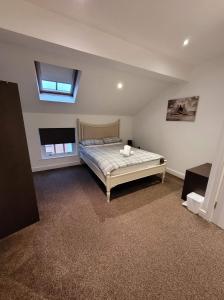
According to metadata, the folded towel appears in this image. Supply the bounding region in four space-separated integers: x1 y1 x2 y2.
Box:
120 145 134 157
120 149 129 157
124 145 131 153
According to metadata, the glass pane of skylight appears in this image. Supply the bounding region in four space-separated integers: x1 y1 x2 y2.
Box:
57 82 72 93
42 80 57 91
64 143 73 153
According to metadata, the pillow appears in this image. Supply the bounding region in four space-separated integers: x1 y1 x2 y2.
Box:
80 139 104 146
103 137 122 144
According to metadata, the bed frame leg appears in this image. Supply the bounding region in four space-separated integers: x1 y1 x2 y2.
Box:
106 176 111 203
162 172 165 184
106 190 111 203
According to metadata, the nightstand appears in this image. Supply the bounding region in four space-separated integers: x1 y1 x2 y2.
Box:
181 163 212 200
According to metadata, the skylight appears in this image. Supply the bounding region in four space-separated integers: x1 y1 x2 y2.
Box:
41 80 72 94
34 61 81 103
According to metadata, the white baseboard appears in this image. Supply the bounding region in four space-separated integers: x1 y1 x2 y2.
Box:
32 160 81 172
198 208 210 221
166 167 185 179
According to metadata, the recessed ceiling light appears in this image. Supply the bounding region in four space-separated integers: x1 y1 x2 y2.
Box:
117 82 123 89
183 38 190 47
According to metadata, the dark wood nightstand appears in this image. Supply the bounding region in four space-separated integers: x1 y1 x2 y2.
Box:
181 163 212 200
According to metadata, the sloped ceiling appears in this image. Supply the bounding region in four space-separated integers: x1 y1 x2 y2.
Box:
0 0 192 81
0 29 180 115
26 0 224 65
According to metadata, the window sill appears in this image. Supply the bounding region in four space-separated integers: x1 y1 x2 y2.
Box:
39 93 77 104
41 153 77 160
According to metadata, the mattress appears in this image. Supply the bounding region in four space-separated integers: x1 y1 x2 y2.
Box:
79 143 163 176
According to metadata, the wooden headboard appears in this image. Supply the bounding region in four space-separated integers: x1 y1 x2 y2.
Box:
77 119 120 142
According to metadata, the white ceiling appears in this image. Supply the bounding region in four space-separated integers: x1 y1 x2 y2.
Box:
25 0 224 65
0 0 192 81
0 29 178 115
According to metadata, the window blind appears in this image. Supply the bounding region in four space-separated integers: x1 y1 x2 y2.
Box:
39 128 75 145
36 62 76 85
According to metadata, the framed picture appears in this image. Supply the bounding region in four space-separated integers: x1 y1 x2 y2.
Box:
166 96 199 121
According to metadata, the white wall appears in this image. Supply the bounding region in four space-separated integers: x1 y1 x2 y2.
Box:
23 113 132 172
0 38 174 115
0 35 136 173
133 56 224 178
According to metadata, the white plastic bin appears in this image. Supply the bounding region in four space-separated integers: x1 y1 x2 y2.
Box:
187 192 204 214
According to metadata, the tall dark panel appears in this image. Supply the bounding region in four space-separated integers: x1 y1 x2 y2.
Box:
0 81 39 239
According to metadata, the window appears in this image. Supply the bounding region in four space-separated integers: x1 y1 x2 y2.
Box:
41 80 72 94
43 143 74 158
34 61 81 103
39 128 76 159
42 80 57 91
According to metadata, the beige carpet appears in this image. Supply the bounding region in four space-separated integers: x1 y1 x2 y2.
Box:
1 165 224 299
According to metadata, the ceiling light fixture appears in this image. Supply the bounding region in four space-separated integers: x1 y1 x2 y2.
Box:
183 38 190 47
117 82 123 89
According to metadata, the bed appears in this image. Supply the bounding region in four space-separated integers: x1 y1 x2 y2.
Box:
77 119 166 202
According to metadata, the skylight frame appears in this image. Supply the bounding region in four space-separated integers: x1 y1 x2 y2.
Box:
34 61 79 98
